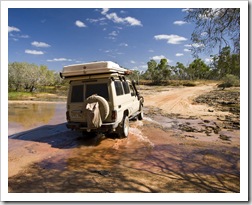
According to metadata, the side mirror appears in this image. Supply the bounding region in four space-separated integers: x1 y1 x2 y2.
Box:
59 72 63 79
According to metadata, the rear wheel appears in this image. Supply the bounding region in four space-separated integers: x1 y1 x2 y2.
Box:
116 116 129 138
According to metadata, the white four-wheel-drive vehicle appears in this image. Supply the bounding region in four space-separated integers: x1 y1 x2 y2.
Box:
60 61 144 138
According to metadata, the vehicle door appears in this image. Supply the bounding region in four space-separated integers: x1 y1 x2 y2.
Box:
128 82 140 114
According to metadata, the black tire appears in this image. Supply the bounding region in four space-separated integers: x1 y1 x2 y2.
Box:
116 116 129 138
82 131 96 137
84 95 109 121
138 105 144 120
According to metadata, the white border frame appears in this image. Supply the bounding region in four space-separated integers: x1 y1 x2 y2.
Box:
1 0 248 202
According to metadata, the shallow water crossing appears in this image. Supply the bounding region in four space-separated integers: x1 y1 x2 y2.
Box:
7 92 240 194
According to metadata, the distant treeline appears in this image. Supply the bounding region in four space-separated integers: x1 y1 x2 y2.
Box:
128 47 240 85
9 47 240 92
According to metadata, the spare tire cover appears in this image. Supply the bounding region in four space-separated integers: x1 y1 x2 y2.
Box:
84 95 109 121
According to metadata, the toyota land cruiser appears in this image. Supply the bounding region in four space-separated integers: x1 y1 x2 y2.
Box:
61 61 144 138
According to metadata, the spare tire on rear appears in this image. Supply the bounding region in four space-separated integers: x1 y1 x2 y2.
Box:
83 95 109 121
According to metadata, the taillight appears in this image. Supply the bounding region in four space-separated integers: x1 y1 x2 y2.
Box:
111 110 117 121
66 111 70 121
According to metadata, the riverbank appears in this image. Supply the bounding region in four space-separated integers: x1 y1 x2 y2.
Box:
8 100 66 104
8 91 67 101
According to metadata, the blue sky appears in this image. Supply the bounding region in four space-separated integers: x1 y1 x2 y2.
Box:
8 8 219 72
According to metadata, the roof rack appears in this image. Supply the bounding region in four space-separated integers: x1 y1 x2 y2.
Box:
60 61 131 79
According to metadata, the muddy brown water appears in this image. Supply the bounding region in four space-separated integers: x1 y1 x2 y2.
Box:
8 102 240 193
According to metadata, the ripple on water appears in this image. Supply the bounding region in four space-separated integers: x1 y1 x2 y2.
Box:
129 127 154 148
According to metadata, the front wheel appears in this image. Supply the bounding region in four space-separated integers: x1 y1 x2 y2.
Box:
116 116 129 138
138 105 144 120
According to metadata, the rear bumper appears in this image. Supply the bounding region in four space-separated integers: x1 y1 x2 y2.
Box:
66 121 118 132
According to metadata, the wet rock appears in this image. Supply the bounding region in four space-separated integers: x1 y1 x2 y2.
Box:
185 135 198 139
219 134 231 141
195 88 240 132
194 88 240 115
178 124 197 132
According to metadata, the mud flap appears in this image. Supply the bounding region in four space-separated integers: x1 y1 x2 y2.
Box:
86 102 102 130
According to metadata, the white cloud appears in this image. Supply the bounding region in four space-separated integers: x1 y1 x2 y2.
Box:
101 8 110 15
176 53 184 57
184 48 191 52
19 35 29 38
182 8 193 13
154 34 187 44
86 17 107 26
120 10 126 14
31 41 51 48
8 26 20 32
75 20 86 28
151 55 166 61
106 12 124 23
25 49 44 55
130 60 136 64
205 58 213 63
198 9 221 20
109 31 118 36
107 36 116 40
102 10 142 26
148 49 154 52
151 56 173 63
47 58 72 62
201 32 208 36
9 33 29 39
119 43 128 47
173 21 187 26
192 43 205 48
184 44 192 47
139 65 148 69
124 17 142 26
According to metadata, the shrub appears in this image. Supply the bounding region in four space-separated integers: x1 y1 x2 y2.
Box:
218 74 240 90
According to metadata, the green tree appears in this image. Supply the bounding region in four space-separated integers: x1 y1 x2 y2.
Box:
127 70 141 84
8 62 59 92
175 62 187 79
24 63 41 92
187 58 210 80
8 62 28 91
185 8 240 55
144 60 157 81
210 46 240 79
145 59 171 84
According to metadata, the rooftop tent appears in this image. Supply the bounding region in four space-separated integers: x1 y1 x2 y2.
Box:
60 61 130 79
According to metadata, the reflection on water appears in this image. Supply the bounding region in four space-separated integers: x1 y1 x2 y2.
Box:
8 103 66 135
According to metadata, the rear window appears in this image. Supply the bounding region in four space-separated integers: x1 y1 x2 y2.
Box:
71 85 84 102
86 83 109 100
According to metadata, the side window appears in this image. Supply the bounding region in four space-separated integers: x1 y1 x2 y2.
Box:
122 81 130 94
71 85 84 102
114 81 124 96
